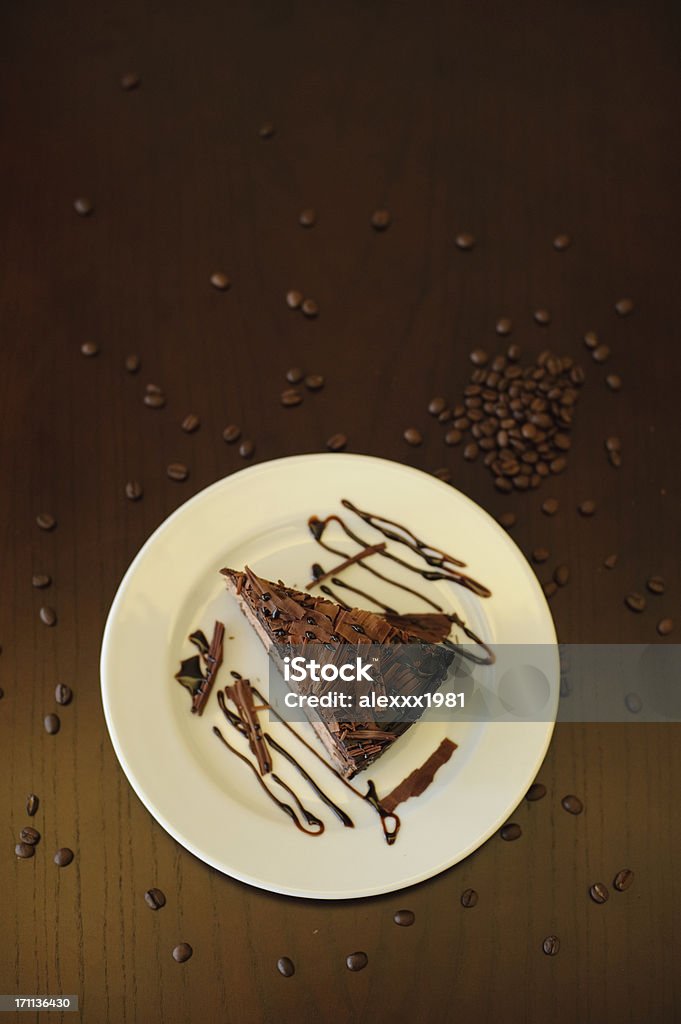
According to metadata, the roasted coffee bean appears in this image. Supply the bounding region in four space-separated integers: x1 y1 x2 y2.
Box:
222 424 241 443
460 888 478 907
181 413 200 433
526 782 547 801
657 618 674 636
210 271 230 291
299 208 317 228
433 467 451 482
625 692 642 713
495 476 512 492
44 713 60 734
55 684 72 706
554 433 571 451
533 309 551 325
543 580 557 598
542 498 559 516
54 847 74 867
403 427 423 446
453 416 470 430
605 436 621 453
554 564 570 586
277 956 295 977
73 197 93 216
444 429 462 446
15 842 34 859
125 353 141 373
542 935 560 956
143 392 166 409
469 348 489 367
507 343 521 361
496 317 513 336
286 290 303 310
258 121 275 139
604 553 618 569
589 882 609 904
428 396 447 416
550 456 567 474
625 592 646 613
301 298 319 318
26 794 39 817
578 500 596 516
584 331 599 349
498 512 516 529
32 574 51 588
346 952 368 972
606 374 622 391
285 367 304 384
613 869 634 892
40 607 57 627
532 547 550 564
167 463 189 482
304 373 325 390
455 232 475 250
463 442 479 461
437 408 452 423
326 433 348 452
647 576 665 595
80 341 98 357
500 823 522 841
615 298 634 316
19 826 40 846
593 344 610 363
125 480 143 501
281 388 303 407
172 943 193 963
36 512 56 531
553 233 571 250
608 451 622 467
371 209 391 230
238 440 255 459
393 909 415 926
561 794 583 815
144 888 166 910
121 71 141 90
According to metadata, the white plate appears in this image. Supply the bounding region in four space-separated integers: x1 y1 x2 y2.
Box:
101 454 558 899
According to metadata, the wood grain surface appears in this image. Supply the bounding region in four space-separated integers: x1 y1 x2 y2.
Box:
1 1 680 1021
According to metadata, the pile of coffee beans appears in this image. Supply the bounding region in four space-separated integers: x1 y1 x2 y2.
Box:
437 347 585 492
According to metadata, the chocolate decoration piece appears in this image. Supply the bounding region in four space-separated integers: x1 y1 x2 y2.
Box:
305 542 387 589
380 738 457 813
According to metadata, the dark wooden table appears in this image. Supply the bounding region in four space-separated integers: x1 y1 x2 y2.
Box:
2 1 680 1021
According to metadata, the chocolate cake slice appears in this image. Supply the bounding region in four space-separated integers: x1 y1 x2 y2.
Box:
221 566 454 778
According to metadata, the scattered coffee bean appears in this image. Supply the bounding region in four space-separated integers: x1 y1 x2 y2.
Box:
19 826 40 846
286 290 303 310
553 233 571 250
346 952 368 972
542 498 559 516
592 344 610 363
181 413 200 433
561 794 583 815
498 512 516 529
455 232 475 250
533 309 551 325
80 341 98 357
15 843 34 859
26 794 39 817
120 71 141 90
494 476 512 493
301 298 319 318
125 480 143 501
578 500 596 516
543 581 558 598
55 684 72 706
144 888 166 910
238 440 255 459
532 547 550 564
125 354 141 373
281 388 303 407
54 847 74 867
606 374 622 391
647 576 665 595
500 823 522 841
371 209 391 230
625 592 646 613
605 436 621 453
613 869 634 892
496 318 513 336
393 909 415 926
463 442 479 461
428 396 447 416
73 197 93 216
32 574 51 588
258 121 275 139
549 456 567 474
36 513 56 531
143 392 166 409
172 943 193 963
437 408 452 423
507 342 521 361
44 713 60 734
210 271 230 291
615 298 634 316
526 782 547 801
604 554 618 569
589 882 609 904
625 692 642 714
583 331 599 349
277 956 295 977
657 618 674 636
299 208 316 228
222 424 241 443
40 607 57 627
326 433 348 452
433 467 451 482
554 565 570 586
167 463 189 482
542 935 560 956
403 428 423 447
444 428 462 446
461 888 478 908
304 373 324 391
469 348 489 366
286 367 304 384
